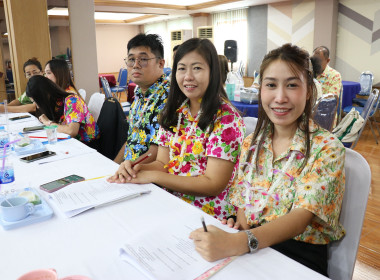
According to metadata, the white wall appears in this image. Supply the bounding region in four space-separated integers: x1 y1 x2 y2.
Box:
95 24 140 73
50 26 71 58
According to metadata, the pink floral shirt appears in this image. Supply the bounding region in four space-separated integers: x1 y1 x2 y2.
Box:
157 100 245 219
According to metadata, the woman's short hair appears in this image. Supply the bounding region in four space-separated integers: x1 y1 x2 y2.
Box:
46 59 77 92
250 43 317 172
26 75 69 122
159 38 228 132
23 57 42 72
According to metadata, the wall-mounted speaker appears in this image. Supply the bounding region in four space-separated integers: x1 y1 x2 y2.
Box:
224 40 237 63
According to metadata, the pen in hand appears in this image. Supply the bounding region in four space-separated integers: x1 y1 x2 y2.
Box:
131 153 152 168
201 216 208 232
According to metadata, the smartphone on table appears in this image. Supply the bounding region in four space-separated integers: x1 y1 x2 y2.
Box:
9 115 31 121
23 125 45 133
19 151 56 163
40 174 85 193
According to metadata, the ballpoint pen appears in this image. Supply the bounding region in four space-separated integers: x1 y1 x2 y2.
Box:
201 216 208 232
131 153 152 167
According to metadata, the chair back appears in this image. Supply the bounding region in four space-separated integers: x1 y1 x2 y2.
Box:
337 85 343 124
88 92 105 122
100 76 113 98
358 71 373 96
327 148 371 280
312 93 338 131
78 88 86 100
243 117 257 137
368 88 380 118
349 89 378 149
118 69 128 87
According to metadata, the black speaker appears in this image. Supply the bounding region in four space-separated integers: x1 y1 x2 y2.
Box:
224 40 237 63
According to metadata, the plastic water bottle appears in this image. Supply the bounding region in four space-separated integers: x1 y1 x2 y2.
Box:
0 126 10 154
0 154 15 185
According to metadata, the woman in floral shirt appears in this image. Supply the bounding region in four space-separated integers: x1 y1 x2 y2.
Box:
118 38 245 220
26 75 99 143
190 44 345 277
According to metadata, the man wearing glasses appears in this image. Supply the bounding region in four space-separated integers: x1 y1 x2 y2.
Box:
0 57 43 113
113 33 170 177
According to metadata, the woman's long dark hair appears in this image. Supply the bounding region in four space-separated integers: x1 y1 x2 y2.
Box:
248 43 317 172
159 38 228 132
46 59 77 92
26 75 70 122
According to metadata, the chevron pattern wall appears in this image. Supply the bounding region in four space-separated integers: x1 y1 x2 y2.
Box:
336 0 380 84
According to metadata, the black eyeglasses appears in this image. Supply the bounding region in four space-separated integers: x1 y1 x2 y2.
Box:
124 57 159 68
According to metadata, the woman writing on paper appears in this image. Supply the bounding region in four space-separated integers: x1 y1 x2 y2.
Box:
189 44 345 276
109 38 245 220
26 75 99 144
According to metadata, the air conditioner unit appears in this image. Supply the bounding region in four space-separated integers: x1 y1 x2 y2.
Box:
197 26 213 42
170 29 192 52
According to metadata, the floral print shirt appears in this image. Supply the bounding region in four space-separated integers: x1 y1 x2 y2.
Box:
156 100 245 220
228 120 345 244
317 65 342 97
18 92 33 105
124 75 169 160
60 94 99 142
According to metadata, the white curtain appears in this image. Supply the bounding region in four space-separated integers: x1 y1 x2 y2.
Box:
212 9 248 74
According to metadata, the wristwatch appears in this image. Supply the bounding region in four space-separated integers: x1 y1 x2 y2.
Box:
244 230 259 253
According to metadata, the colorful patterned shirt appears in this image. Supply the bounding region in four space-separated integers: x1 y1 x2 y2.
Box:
18 92 33 105
124 75 170 160
228 120 345 244
317 65 342 97
156 100 245 220
60 94 99 143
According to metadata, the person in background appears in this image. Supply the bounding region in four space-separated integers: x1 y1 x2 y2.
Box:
112 33 169 165
44 59 78 95
26 75 99 144
190 44 345 277
312 46 342 97
310 55 323 100
0 58 42 113
109 38 245 220
168 44 180 81
218 55 229 86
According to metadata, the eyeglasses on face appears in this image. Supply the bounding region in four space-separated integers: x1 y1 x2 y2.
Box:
124 57 159 68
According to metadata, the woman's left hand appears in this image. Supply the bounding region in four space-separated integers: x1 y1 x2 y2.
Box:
129 170 157 184
189 225 247 262
38 114 51 126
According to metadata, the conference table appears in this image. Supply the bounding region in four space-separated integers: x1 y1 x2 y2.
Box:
342 80 361 108
0 113 328 280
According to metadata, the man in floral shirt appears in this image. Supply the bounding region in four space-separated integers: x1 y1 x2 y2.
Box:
114 33 169 166
312 46 342 97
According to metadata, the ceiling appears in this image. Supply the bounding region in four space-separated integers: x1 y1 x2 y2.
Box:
46 0 287 25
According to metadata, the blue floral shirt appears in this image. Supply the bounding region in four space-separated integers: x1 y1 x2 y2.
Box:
123 75 170 160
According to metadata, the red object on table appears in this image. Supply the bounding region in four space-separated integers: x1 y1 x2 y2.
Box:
98 74 117 88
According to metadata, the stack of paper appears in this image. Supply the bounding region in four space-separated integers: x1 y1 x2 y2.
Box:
49 178 151 217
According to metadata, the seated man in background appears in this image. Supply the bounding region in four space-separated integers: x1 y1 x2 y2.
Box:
113 33 170 171
0 57 42 113
312 46 342 97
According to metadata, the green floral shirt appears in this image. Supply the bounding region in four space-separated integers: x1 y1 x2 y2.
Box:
18 92 33 105
228 120 345 244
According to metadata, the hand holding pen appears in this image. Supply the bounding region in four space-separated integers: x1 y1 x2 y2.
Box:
108 153 152 183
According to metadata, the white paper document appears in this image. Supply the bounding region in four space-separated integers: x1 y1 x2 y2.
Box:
120 214 237 280
50 178 151 217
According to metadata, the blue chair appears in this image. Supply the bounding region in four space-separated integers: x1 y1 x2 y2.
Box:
100 76 113 99
163 67 172 76
111 68 128 100
352 71 374 107
312 93 338 131
343 89 379 148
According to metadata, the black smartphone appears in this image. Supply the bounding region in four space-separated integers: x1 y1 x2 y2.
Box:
9 115 31 121
40 174 85 193
23 125 45 133
20 151 56 163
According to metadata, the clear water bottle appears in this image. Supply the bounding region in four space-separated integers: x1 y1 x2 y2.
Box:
0 154 15 185
0 126 10 154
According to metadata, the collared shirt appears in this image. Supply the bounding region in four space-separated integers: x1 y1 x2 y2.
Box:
124 75 170 160
317 65 342 97
228 120 345 244
156 100 245 220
